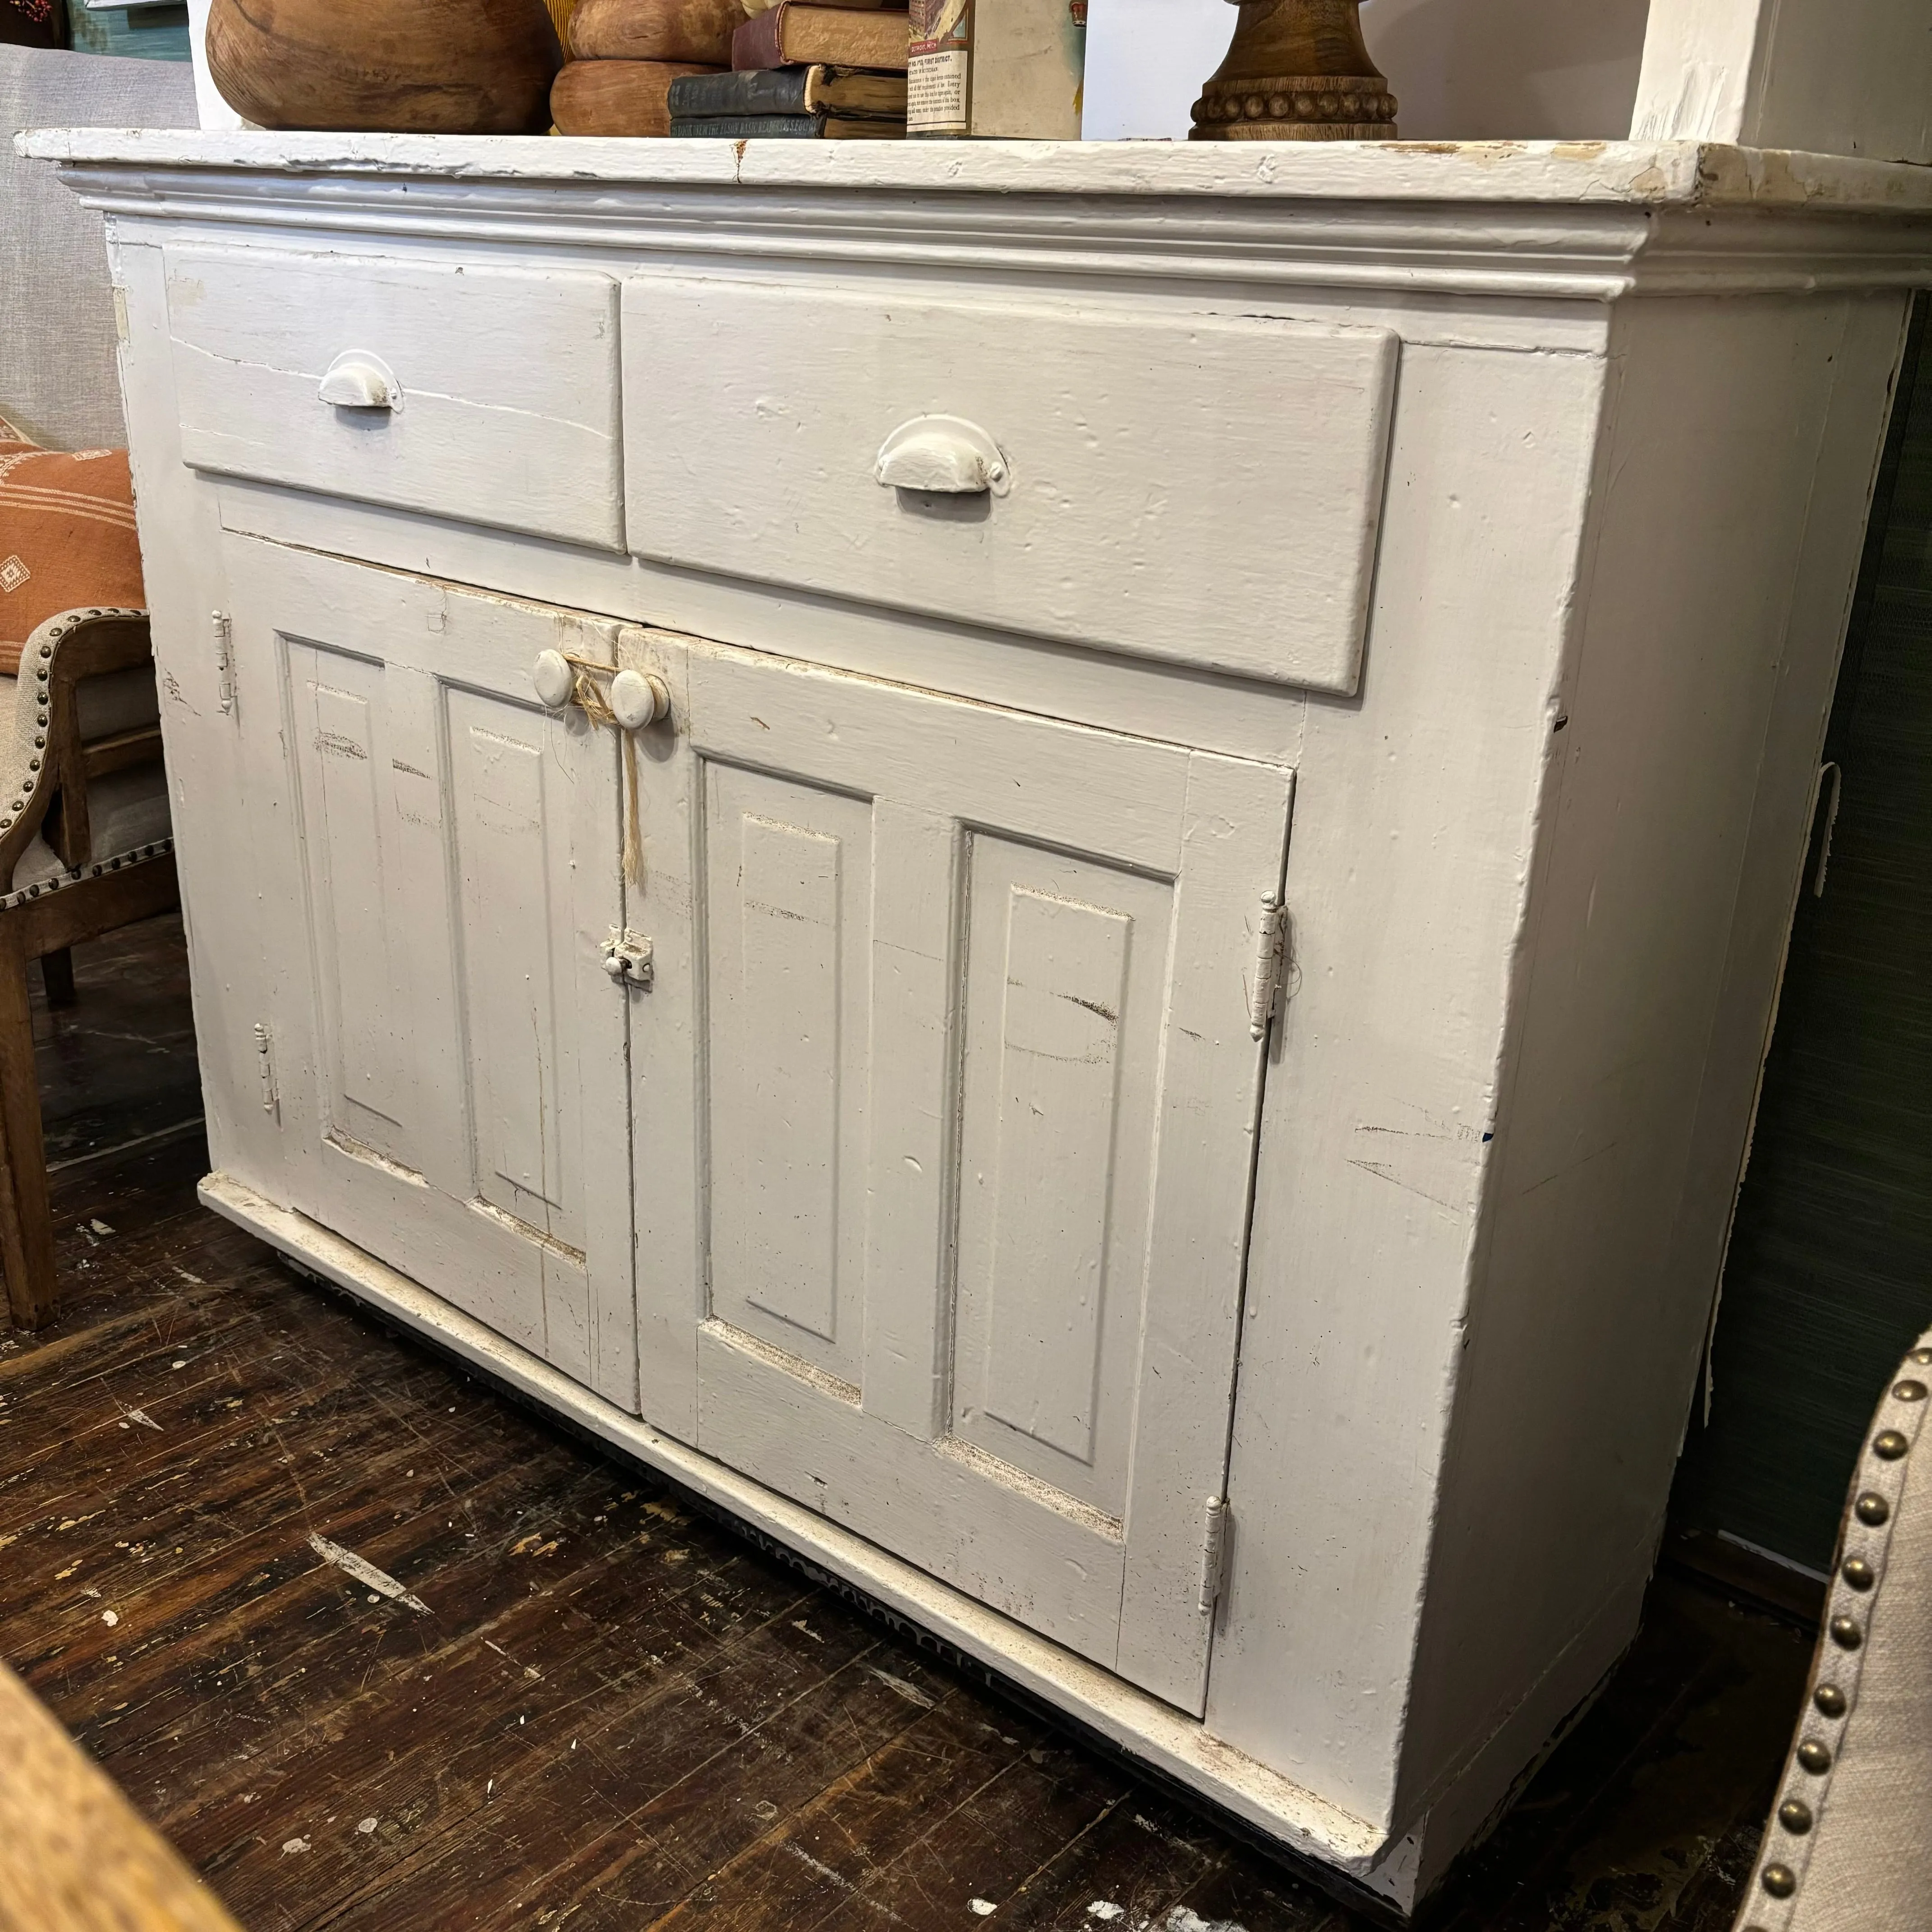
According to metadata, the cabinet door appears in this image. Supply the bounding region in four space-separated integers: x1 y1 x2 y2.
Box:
225 539 638 1409
628 633 1293 1714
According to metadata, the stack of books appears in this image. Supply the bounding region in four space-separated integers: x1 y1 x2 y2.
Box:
669 1 909 139
551 0 746 136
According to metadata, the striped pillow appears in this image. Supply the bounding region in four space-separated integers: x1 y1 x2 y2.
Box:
0 426 145 676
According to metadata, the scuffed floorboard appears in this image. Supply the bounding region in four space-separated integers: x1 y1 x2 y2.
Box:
0 918 1809 1932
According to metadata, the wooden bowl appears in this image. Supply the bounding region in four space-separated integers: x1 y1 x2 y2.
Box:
206 0 564 134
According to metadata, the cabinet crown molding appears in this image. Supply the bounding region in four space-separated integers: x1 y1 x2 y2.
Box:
21 133 1932 302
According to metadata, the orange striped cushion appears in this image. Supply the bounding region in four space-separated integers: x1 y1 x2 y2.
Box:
0 432 145 676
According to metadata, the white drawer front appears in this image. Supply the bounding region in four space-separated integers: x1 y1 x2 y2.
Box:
623 276 1396 694
167 247 625 551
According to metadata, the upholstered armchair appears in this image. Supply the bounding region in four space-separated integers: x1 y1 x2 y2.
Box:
0 43 195 1327
1733 1323 1932 1932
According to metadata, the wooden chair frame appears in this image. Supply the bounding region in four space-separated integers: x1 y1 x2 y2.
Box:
0 606 179 1330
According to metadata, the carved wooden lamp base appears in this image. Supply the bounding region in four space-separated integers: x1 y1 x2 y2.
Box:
1191 0 1397 142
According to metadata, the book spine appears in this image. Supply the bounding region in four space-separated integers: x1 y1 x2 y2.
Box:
730 5 787 71
669 113 826 136
907 0 969 136
667 66 811 116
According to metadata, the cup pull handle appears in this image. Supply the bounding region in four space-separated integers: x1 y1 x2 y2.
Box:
319 352 400 411
874 415 1009 496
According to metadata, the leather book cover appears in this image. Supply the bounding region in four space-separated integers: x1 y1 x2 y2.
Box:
668 111 906 137
667 63 907 118
568 0 745 64
731 5 911 72
552 57 726 134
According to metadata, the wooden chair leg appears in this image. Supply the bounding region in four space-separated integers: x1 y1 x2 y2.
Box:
0 929 57 1330
39 947 76 1010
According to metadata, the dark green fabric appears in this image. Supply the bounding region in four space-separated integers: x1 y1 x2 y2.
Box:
67 4 189 61
1672 297 1932 1571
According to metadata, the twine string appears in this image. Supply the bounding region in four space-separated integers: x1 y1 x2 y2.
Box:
560 652 644 888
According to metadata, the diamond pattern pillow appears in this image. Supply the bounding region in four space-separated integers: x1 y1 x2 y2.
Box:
0 417 145 675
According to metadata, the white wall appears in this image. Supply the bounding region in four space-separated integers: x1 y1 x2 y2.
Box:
184 0 248 131
1634 0 1932 162
1082 0 1650 143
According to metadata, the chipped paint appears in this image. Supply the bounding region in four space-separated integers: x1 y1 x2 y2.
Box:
307 1532 431 1614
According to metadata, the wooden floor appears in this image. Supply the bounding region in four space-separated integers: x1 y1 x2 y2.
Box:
0 918 1810 1932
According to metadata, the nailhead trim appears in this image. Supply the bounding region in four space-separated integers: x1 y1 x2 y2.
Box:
0 838 172 915
1744 1331 1931 1927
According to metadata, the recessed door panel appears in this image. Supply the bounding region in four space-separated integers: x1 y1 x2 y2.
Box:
447 690 585 1253
628 631 1293 1713
704 767 874 1385
953 843 1173 1520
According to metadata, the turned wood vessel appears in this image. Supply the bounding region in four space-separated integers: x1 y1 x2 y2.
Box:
206 0 563 134
1190 0 1395 141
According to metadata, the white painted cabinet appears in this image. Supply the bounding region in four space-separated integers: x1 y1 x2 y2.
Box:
33 129 1932 1913
625 630 1293 1713
225 542 639 1407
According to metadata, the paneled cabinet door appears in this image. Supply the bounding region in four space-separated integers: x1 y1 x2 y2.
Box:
627 632 1294 1715
223 539 638 1410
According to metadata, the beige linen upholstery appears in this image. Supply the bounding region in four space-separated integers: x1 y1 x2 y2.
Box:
1734 1323 1932 1932
0 46 196 451
0 607 170 896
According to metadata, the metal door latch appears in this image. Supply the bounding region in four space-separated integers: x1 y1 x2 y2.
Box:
601 929 653 989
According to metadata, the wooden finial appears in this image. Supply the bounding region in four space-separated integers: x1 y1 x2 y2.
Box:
1190 0 1397 142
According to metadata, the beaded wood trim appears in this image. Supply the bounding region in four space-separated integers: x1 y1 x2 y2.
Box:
1735 1339 1932 1930
1192 75 1397 140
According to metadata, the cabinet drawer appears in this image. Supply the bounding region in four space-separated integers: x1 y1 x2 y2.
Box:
623 276 1396 694
166 247 625 550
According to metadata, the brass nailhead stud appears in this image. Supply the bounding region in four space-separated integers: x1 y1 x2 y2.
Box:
1829 1615 1863 1650
1894 1380 1928 1402
1842 1556 1876 1591
1874 1430 1909 1459
1796 1739 1831 1774
1777 1797 1813 1834
1856 1492 1891 1526
1911 1348 1932 1366
1762 1865 1797 1899
1814 1684 1848 1718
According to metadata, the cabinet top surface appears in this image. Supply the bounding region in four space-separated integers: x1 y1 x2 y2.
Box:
16 130 1932 216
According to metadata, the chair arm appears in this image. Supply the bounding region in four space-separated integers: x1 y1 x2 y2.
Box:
0 606 152 885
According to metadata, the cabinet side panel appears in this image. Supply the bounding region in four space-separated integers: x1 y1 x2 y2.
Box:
110 237 289 1205
1204 338 1610 1831
1391 292 1913 1874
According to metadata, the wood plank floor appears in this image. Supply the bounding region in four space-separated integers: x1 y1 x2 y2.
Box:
0 917 1811 1932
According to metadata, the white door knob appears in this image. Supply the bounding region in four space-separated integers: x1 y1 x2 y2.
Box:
533 649 575 710
609 668 670 730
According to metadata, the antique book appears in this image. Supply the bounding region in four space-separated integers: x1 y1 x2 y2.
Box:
908 0 1083 136
668 110 906 135
568 0 744 64
665 63 906 119
552 56 726 133
731 4 910 71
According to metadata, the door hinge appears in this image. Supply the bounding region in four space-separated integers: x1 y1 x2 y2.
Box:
600 928 654 989
253 1021 278 1118
213 610 237 718
1199 1495 1231 1615
1249 895 1286 1040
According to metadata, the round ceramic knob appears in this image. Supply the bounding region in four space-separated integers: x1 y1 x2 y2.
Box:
609 668 670 730
532 649 574 710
